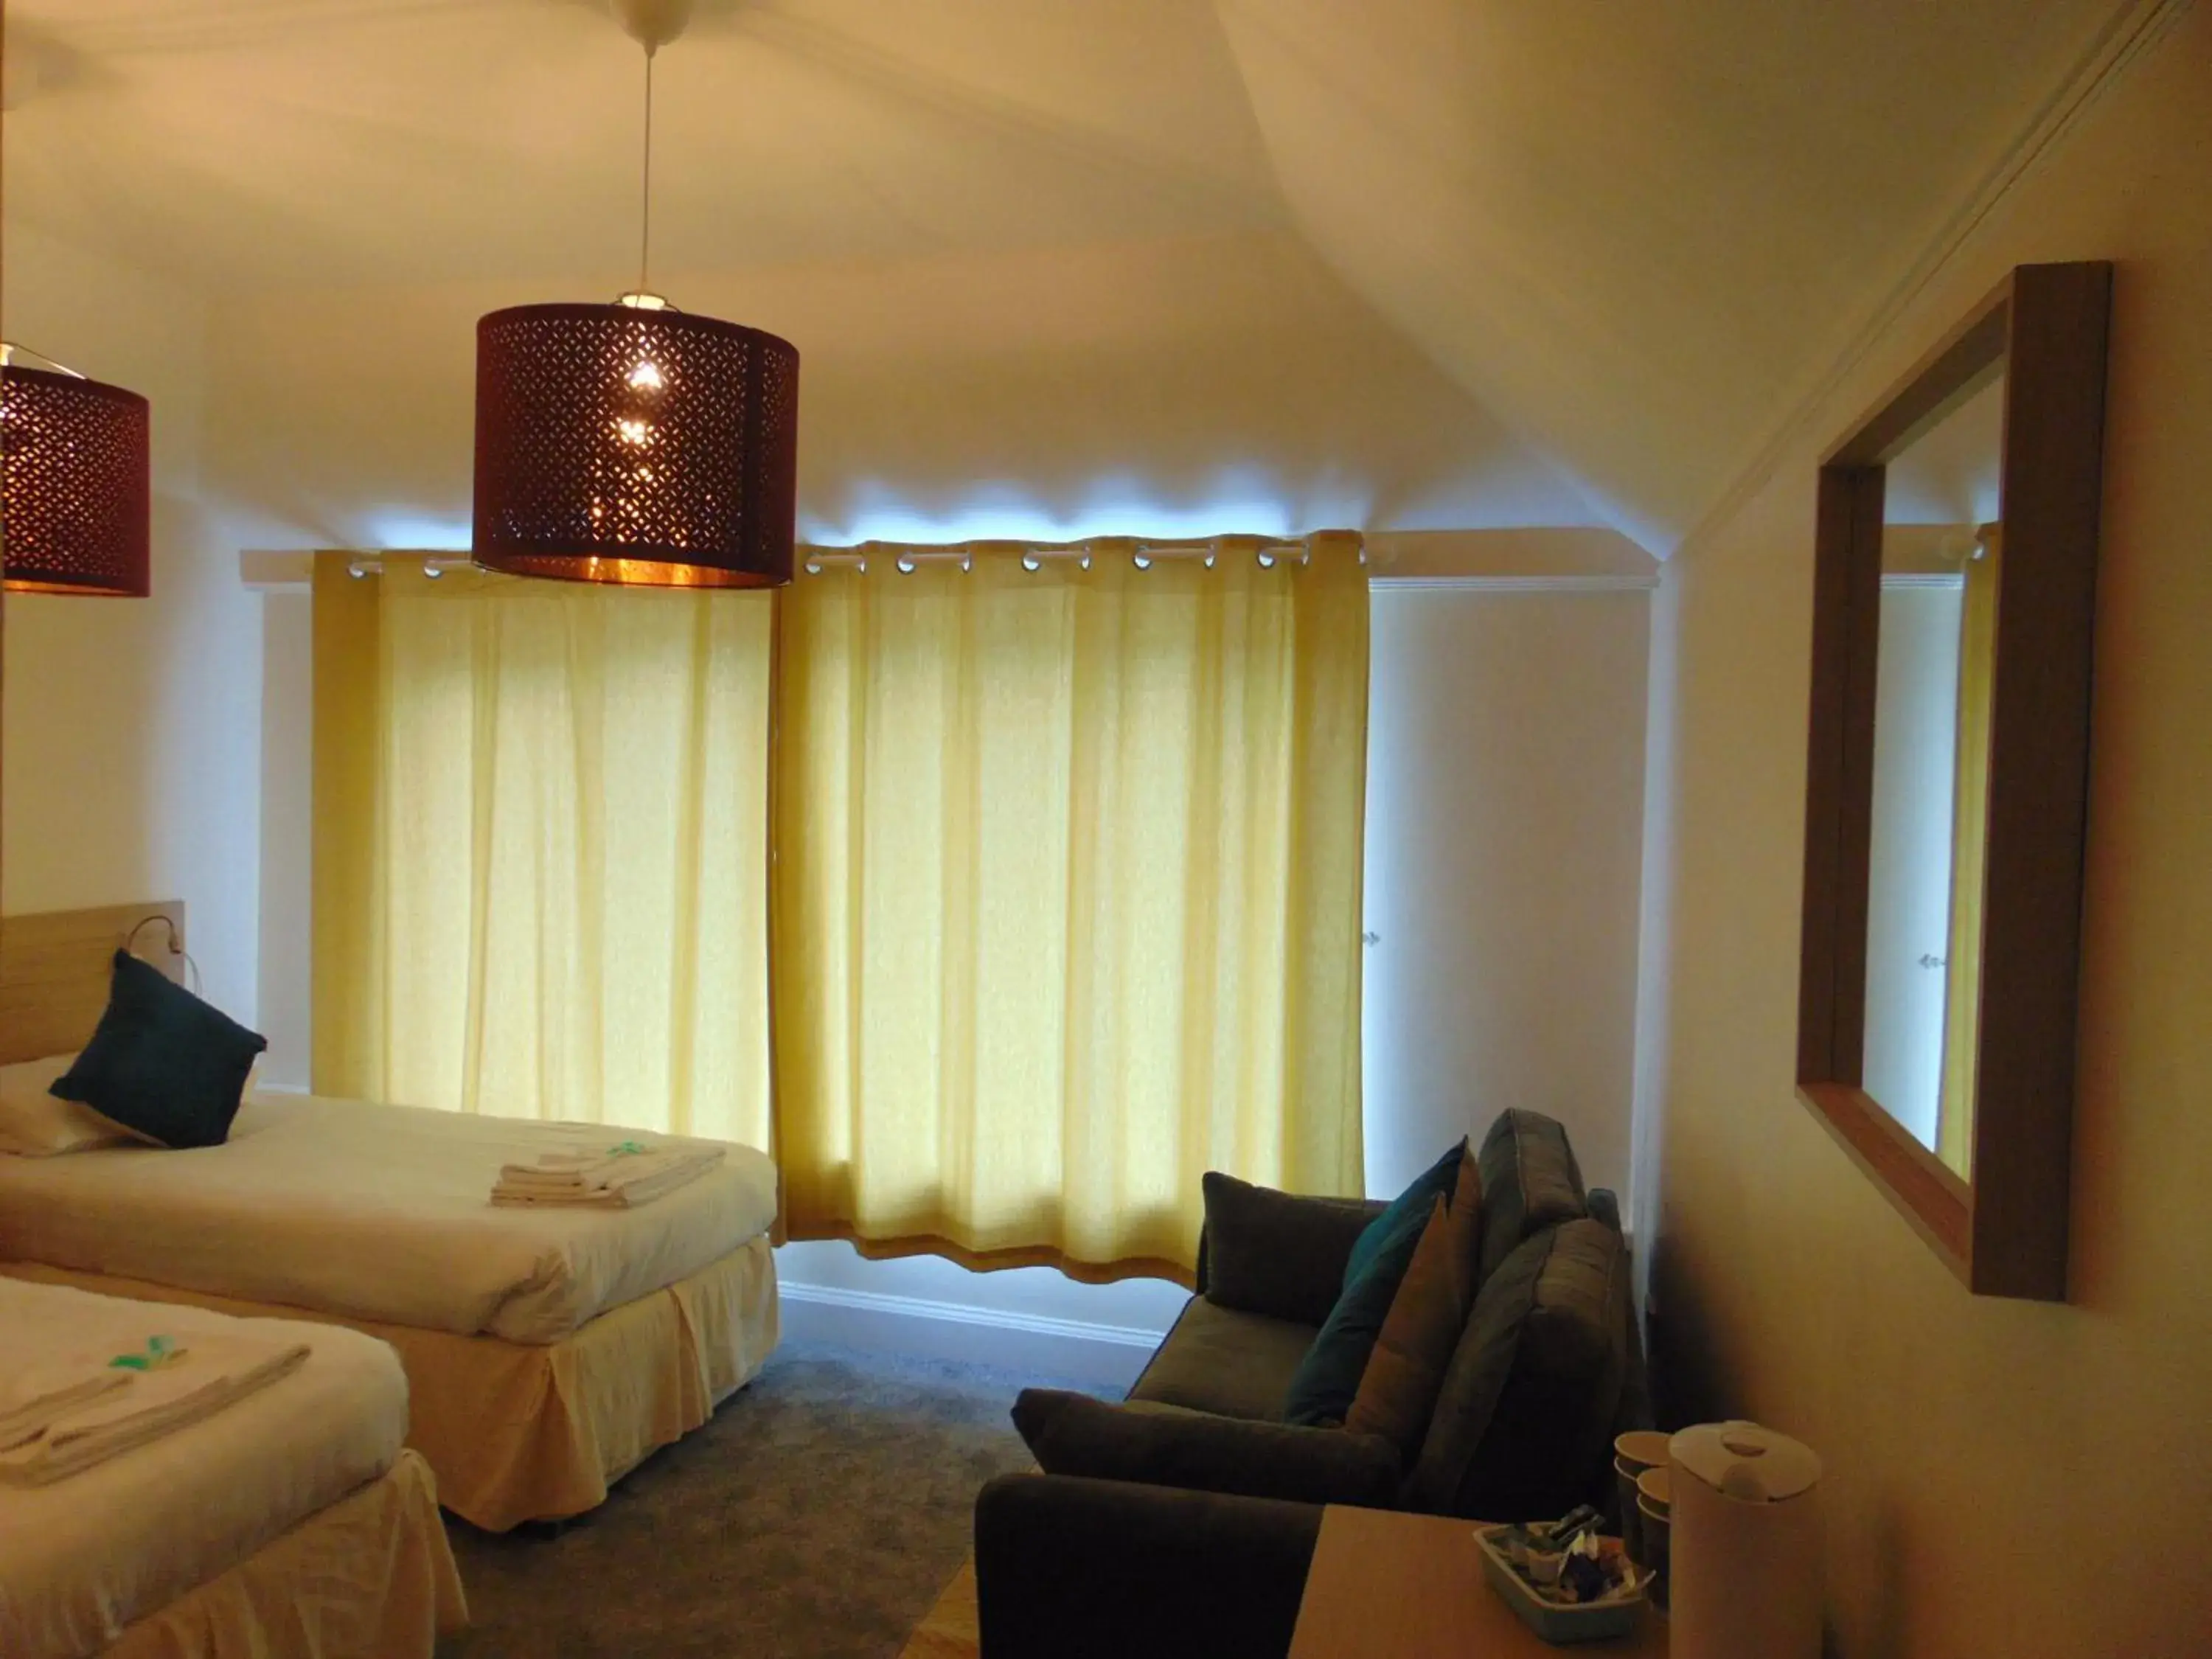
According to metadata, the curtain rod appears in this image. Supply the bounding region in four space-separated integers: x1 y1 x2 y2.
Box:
340 532 1368 580
345 554 477 579
803 539 1362 574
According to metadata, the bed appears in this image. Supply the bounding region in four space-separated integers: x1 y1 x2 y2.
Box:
0 1275 465 1658
0 902 783 1532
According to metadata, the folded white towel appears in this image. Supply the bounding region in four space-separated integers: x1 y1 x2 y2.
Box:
0 1332 310 1486
493 1160 712 1209
490 1144 721 1210
0 1363 131 1451
493 1136 690 1185
495 1157 697 1190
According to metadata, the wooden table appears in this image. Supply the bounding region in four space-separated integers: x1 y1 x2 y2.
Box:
1288 1506 1667 1657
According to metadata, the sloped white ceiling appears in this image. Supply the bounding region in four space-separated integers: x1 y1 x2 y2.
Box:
4 0 1286 288
1214 0 2129 547
1 0 2133 551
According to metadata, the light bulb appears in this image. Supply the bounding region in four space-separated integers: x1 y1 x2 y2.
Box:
614 417 653 447
629 360 664 391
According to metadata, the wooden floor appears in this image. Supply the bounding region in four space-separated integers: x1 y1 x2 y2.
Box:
899 1562 979 1659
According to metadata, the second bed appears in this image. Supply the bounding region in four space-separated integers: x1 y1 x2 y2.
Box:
0 1090 782 1531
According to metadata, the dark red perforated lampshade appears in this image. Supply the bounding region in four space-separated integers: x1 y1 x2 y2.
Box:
1 365 151 598
472 302 799 588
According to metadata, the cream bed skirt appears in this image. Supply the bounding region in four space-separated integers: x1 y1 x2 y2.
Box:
4 1235 779 1534
104 1450 465 1659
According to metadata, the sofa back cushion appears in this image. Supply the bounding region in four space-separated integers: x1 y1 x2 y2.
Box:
1475 1110 1587 1286
1403 1217 1628 1522
1200 1173 1380 1328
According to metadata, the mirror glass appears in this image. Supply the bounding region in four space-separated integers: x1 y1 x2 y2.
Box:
1863 370 2004 1175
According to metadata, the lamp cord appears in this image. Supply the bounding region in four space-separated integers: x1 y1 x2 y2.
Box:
125 914 202 997
0 341 88 378
639 48 655 297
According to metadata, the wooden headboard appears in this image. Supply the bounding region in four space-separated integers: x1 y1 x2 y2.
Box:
0 902 187 1065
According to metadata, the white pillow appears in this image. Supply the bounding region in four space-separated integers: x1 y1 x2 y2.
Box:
0 1054 130 1156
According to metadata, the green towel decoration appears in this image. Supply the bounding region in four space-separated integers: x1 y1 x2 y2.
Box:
108 1335 184 1372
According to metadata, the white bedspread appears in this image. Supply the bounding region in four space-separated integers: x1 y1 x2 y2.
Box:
0 1093 781 1343
0 1278 406 1659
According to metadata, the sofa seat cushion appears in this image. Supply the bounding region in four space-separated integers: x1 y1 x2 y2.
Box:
1128 1295 1316 1422
1405 1217 1629 1522
1475 1109 1588 1285
1013 1389 1401 1508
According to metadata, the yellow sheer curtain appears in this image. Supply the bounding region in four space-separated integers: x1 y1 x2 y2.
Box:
772 534 1369 1280
311 554 773 1144
1935 532 1999 1176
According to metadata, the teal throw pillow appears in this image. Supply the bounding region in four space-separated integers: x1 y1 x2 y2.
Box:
1282 1140 1467 1426
52 952 267 1150
1343 1140 1467 1286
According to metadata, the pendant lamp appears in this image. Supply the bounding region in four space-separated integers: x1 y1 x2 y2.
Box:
472 0 799 588
1 347 151 598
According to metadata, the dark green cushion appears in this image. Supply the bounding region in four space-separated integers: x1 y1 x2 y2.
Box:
1200 1173 1380 1328
1281 1197 1439 1427
52 952 266 1150
1346 1141 1465 1287
1128 1296 1318 1422
1276 1142 1465 1427
1475 1110 1587 1285
1405 1218 1628 1521
1013 1388 1400 1508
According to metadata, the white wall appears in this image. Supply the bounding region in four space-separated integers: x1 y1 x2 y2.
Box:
254 591 313 1088
1363 587 1652 1200
1 224 263 1024
1632 13 2212 1653
773 1239 1189 1388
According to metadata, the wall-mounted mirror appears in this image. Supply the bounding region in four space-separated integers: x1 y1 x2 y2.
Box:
1798 262 2110 1301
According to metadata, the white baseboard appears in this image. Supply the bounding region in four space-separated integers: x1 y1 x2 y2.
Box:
776 1280 1169 1391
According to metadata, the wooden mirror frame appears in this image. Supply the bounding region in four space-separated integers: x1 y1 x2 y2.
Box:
1797 261 2111 1301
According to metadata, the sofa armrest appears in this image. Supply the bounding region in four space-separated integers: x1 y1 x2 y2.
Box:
975 1473 1322 1659
1015 1389 1401 1507
1197 1175 1388 1326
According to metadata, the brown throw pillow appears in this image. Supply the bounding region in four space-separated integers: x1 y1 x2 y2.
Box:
1345 1154 1483 1458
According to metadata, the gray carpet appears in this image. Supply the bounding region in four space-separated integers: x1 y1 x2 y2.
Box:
441 1340 1091 1659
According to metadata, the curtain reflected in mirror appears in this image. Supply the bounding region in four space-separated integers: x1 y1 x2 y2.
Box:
1864 372 2003 1177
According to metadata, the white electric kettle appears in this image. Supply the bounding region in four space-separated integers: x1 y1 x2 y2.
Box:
1667 1420 1823 1658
